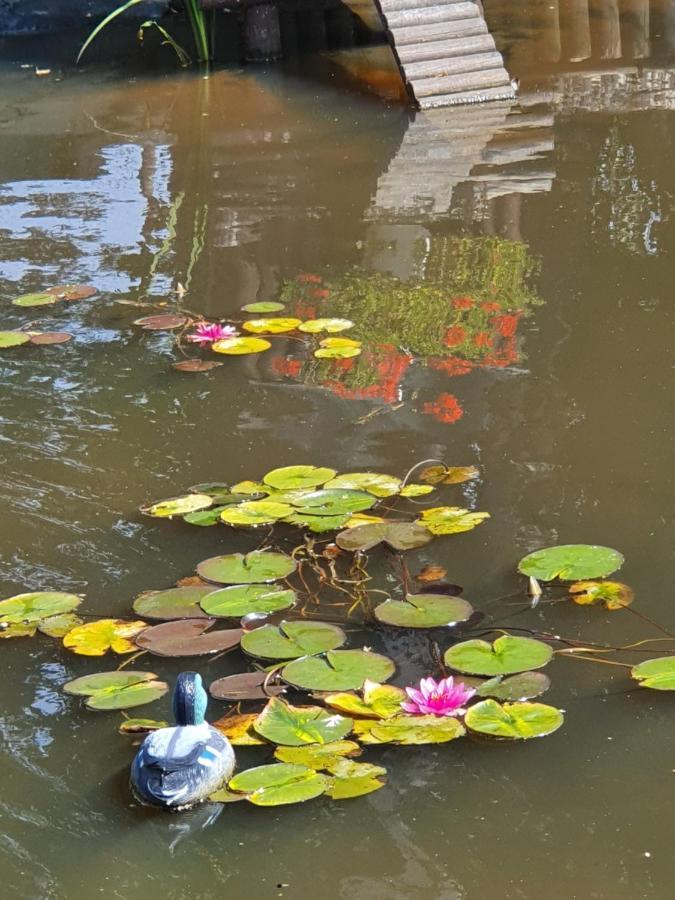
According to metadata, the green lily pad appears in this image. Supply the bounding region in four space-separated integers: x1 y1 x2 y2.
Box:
134 620 243 657
417 506 490 536
118 717 168 735
298 318 354 333
220 500 293 526
324 681 406 719
242 318 302 334
63 671 169 710
132 585 211 620
444 636 553 676
283 512 351 533
241 620 346 660
399 484 434 498
254 698 353 746
324 759 387 799
631 657 675 690
517 545 624 581
12 292 57 307
464 699 564 739
314 344 361 359
263 466 337 491
291 489 376 517
374 594 474 629
282 649 396 691
183 506 235 526
568 580 634 609
230 480 270 495
354 714 465 745
140 494 213 518
336 522 432 552
212 336 271 355
465 671 551 702
0 331 31 348
197 550 296 585
229 763 328 806
242 301 285 313
0 622 37 638
274 741 362 768
420 465 479 485
201 584 295 618
188 482 236 500
37 613 83 638
324 472 402 497
0 591 82 625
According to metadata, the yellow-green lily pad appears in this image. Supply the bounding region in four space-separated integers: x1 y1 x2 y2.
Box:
464 699 564 739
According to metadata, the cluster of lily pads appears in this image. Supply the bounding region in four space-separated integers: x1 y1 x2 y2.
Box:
0 284 98 350
2 462 673 809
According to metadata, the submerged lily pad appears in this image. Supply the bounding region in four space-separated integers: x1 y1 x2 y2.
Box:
0 331 31 348
444 635 553 676
518 545 624 581
63 619 148 656
134 314 188 330
0 591 82 625
46 284 97 302
209 671 286 701
420 465 479 485
241 620 346 660
173 359 223 373
212 336 271 355
29 332 73 345
229 763 328 806
63 671 168 710
140 493 213 518
282 649 396 691
197 550 296 585
274 741 362 767
464 699 564 739
263 465 336 491
324 758 387 799
466 672 551 702
242 301 285 313
298 318 354 333
324 681 406 720
631 657 675 690
418 506 490 536
132 585 211 620
242 318 302 334
183 505 233 526
374 593 473 629
134 620 243 657
568 580 634 610
118 718 168 735
336 522 432 552
354 714 465 745
37 613 83 638
12 292 57 307
324 472 402 497
291 489 376 517
201 584 295 618
254 698 353 746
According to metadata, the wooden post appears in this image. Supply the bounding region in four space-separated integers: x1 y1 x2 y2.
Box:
531 0 562 62
620 0 650 59
559 0 592 61
244 2 283 61
589 0 622 59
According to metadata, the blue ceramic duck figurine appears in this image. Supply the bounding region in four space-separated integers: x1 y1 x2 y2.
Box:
130 672 235 809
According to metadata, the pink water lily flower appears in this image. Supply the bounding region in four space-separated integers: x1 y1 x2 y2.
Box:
188 322 238 345
402 676 476 717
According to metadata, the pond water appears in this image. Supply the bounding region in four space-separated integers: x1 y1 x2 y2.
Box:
1 7 674 899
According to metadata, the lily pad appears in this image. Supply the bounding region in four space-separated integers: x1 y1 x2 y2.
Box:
0 331 31 348
631 657 675 690
212 336 271 355
242 318 302 334
324 681 406 719
324 759 387 799
464 699 564 739
118 718 168 735
336 522 432 552
63 619 148 656
253 698 353 746
29 332 73 345
12 292 57 307
292 489 376 517
132 585 211 620
283 512 350 533
241 621 346 660
274 741 362 767
46 284 97 301
229 763 328 806
201 584 295 618
231 480 270 495
263 465 336 491
399 484 434 498
173 359 223 373
63 671 168 710
209 671 286 701
220 500 292 527
324 472 402 497
140 493 213 518
134 314 187 330
37 613 83 638
444 636 553 676
213 712 266 745
183 505 233 526
420 465 479 485
374 594 473 629
417 506 490 536
569 580 634 610
354 714 465 745
314 339 361 359
197 550 296 585
466 671 551 702
242 302 285 313
0 591 82 625
517 545 624 581
282 649 396 691
298 318 354 333
134 620 242 657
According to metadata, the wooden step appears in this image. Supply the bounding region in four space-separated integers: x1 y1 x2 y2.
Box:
411 66 511 98
392 17 487 46
404 50 503 80
396 33 496 63
418 84 515 108
383 3 478 28
380 0 472 11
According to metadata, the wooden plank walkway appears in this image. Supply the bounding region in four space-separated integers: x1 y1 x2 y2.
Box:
374 0 515 107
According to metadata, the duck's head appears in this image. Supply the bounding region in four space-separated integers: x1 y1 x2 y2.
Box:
173 672 208 726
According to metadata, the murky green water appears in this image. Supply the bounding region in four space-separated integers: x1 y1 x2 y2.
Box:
1 8 674 899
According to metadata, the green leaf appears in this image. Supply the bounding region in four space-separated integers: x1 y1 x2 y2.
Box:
465 672 551 701
140 493 213 518
417 506 490 536
631 657 675 690
274 741 362 768
336 522 432 552
283 512 350 533
37 613 83 638
298 318 354 333
134 620 243 657
314 341 361 359
76 0 146 62
0 591 82 625
291 489 376 517
241 620 346 660
63 671 168 710
420 465 479 485
569 580 634 610
197 550 296 584
444 635 553 676
118 717 168 735
324 759 387 799
324 472 402 497
219 500 293 526
63 619 147 656
132 585 212 620
464 699 564 739
399 484 434 498
200 584 295 618
183 506 233 526
212 336 271 355
263 465 336 491
12 292 57 308
253 698 353 746
242 318 302 334
242 302 285 313
324 680 406 719
230 480 270 495
229 763 328 806
517 545 624 581
281 649 396 691
354 714 465 745
0 331 31 348
374 594 473 629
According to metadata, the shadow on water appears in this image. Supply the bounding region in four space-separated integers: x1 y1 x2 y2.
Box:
1 2 675 897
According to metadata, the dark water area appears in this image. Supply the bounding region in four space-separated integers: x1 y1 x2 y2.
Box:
1 3 674 898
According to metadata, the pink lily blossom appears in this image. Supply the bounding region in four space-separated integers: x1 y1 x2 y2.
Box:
188 322 238 345
402 676 476 717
